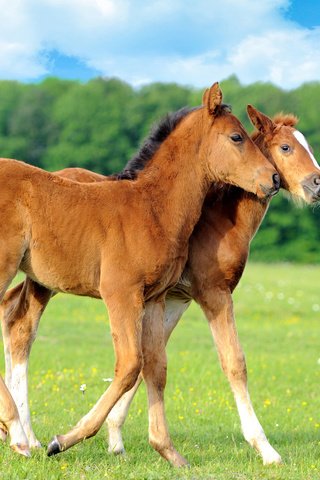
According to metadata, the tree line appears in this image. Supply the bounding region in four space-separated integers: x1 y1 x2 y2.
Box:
0 75 319 263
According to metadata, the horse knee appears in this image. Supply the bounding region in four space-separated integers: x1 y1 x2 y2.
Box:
230 364 247 382
115 356 142 393
231 363 247 383
221 353 247 382
143 359 167 390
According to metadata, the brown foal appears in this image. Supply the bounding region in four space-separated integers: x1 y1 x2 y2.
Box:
2 105 319 464
105 107 320 465
0 83 278 461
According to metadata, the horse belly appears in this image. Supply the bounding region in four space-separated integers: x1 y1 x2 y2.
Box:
20 246 101 298
164 290 192 338
144 255 187 302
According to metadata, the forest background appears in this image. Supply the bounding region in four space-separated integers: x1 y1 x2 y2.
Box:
0 74 319 263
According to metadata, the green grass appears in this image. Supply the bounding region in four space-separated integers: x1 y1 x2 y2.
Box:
0 263 319 479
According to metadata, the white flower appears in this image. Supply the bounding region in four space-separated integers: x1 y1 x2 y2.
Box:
80 383 87 393
103 378 113 382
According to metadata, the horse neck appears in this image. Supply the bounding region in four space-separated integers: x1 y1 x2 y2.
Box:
230 191 270 240
232 132 276 238
199 185 271 246
136 117 211 244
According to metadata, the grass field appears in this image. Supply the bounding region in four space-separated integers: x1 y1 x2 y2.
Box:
0 263 319 479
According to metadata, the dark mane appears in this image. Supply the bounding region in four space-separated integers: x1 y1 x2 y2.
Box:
109 104 231 180
112 107 198 180
111 103 232 181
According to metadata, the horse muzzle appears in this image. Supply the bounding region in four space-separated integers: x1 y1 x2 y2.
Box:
301 173 320 203
258 172 280 199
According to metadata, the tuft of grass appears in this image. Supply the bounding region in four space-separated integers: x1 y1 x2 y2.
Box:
0 263 319 479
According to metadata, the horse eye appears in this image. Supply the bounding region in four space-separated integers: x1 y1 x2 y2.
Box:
230 133 243 143
280 144 291 153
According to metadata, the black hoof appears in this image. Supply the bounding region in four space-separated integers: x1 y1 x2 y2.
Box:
47 436 63 456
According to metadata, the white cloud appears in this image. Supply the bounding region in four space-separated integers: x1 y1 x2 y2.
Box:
228 28 320 88
0 42 46 79
0 0 319 89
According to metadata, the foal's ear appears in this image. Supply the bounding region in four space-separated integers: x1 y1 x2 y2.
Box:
247 105 276 134
203 82 223 116
202 88 209 106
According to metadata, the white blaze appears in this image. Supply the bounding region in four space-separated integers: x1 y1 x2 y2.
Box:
293 130 320 170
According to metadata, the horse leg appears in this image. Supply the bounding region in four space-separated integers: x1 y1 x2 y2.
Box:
141 300 188 467
199 288 282 465
106 376 142 454
0 245 32 454
0 375 30 456
0 284 23 443
1 280 52 448
47 285 144 455
0 286 19 389
106 296 191 455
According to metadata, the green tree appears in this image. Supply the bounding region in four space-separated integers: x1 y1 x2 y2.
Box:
0 76 318 262
43 77 135 174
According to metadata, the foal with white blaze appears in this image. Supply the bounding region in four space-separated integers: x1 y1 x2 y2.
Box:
0 83 278 461
104 107 320 465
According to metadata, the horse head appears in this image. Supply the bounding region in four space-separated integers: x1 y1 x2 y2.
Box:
200 83 280 200
248 105 320 204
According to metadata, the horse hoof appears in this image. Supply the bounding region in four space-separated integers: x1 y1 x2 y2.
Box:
108 445 126 455
11 443 31 457
263 452 283 465
108 438 126 456
30 439 42 449
47 436 63 456
167 449 189 468
261 445 283 465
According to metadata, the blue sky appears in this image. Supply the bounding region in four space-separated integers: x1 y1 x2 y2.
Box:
1 0 320 89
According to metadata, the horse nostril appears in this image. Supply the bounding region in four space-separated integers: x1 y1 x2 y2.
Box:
313 175 320 186
272 173 280 190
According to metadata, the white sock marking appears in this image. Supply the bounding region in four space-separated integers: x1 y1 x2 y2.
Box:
9 418 28 447
11 364 31 433
234 391 282 464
